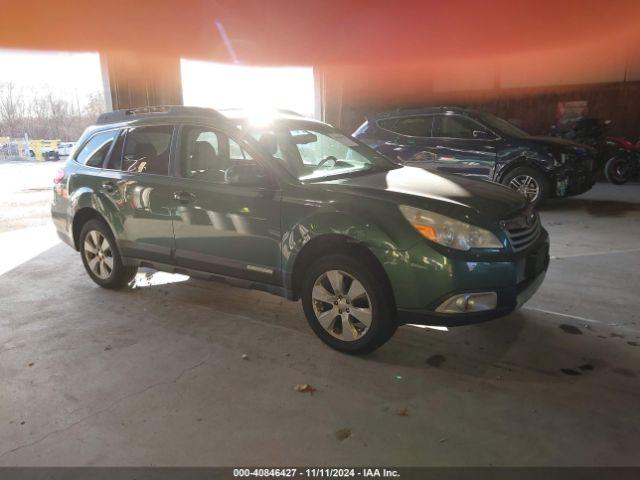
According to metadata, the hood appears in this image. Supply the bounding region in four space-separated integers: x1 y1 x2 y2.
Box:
526 135 592 152
322 166 528 221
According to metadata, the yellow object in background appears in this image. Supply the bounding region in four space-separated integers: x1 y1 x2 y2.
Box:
30 139 61 161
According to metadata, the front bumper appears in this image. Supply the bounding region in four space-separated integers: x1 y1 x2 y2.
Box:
551 165 595 198
390 230 550 327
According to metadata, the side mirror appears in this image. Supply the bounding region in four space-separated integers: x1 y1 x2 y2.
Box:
472 130 495 140
225 163 269 187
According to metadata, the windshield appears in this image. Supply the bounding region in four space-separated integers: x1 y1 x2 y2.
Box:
245 122 395 181
478 113 530 138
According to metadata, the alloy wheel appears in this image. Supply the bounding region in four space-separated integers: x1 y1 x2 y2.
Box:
311 270 373 342
84 230 114 280
508 175 540 202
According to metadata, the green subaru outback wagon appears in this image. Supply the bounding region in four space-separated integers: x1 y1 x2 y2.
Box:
51 106 549 353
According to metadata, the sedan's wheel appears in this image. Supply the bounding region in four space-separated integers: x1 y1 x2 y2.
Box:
502 166 548 205
84 230 114 280
79 219 137 289
508 174 540 203
312 270 373 342
302 253 397 354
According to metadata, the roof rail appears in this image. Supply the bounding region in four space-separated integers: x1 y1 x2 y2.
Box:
218 107 304 118
374 105 469 118
96 105 229 125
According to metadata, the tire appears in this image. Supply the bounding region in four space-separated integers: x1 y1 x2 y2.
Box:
301 253 397 354
501 166 549 206
79 219 137 289
604 155 632 185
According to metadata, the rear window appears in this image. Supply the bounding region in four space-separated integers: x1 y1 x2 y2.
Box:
75 130 119 167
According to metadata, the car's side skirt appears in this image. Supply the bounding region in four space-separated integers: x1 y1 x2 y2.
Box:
122 257 293 300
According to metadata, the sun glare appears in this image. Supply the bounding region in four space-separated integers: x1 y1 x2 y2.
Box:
180 59 315 118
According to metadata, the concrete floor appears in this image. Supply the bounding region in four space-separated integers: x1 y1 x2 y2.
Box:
0 160 639 466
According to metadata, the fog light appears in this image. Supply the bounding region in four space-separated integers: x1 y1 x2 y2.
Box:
436 292 497 313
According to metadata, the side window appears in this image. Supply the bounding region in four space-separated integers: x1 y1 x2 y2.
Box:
253 130 284 161
377 118 398 131
75 130 118 167
434 115 487 139
180 125 226 181
379 116 433 137
180 125 259 183
229 138 253 161
104 129 126 170
122 125 173 175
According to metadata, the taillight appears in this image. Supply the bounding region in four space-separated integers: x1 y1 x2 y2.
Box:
53 169 65 185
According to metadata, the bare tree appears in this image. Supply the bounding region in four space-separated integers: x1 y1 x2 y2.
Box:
0 83 27 137
0 84 105 141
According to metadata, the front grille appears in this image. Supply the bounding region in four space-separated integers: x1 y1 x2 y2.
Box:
504 212 541 252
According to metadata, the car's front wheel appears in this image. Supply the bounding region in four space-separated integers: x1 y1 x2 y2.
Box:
502 166 549 205
301 254 397 354
79 219 137 289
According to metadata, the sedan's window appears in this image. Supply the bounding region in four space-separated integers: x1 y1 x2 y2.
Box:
379 116 433 137
75 130 119 167
122 125 173 175
434 115 487 139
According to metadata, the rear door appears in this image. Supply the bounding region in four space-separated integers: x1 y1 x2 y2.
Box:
430 114 498 179
109 124 177 263
375 115 440 166
170 124 282 284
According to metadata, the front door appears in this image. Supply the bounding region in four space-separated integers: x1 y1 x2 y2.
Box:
378 115 440 167
428 114 498 180
171 124 282 284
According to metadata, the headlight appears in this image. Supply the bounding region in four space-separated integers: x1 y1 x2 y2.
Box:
399 205 503 251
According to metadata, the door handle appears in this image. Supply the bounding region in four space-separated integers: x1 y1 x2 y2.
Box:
101 180 117 193
173 191 195 204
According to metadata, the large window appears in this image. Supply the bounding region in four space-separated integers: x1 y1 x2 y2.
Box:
122 125 173 175
75 130 118 167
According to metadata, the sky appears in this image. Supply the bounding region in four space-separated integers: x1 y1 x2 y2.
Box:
0 49 103 106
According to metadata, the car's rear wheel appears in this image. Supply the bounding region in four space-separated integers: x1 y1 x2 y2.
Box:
301 254 397 354
502 166 548 205
79 219 137 289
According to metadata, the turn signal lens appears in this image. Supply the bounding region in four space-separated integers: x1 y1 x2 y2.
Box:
413 224 437 241
399 205 503 251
